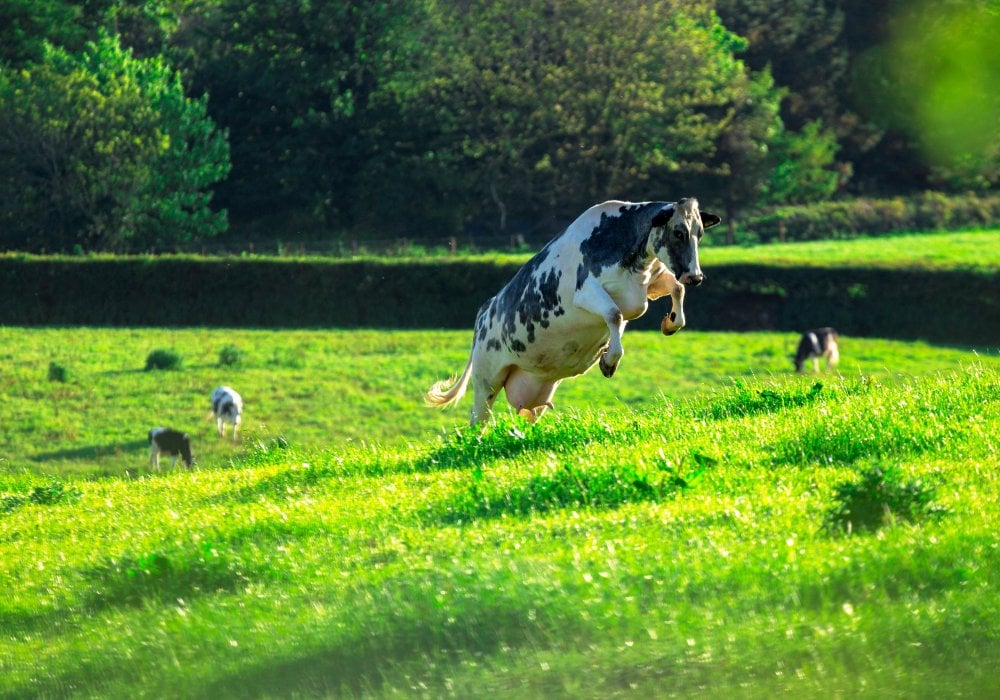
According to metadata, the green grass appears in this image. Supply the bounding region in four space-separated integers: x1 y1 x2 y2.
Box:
702 228 1000 271
0 327 996 479
1 363 997 698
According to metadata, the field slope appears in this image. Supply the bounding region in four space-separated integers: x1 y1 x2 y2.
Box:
2 364 997 698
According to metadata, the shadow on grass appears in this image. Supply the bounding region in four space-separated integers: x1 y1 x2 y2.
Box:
193 597 538 699
30 440 148 463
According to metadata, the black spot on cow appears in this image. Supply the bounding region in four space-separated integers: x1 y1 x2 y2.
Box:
492 241 564 348
575 203 664 290
475 300 492 343
486 338 501 351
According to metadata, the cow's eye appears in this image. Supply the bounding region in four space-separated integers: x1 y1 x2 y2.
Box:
673 229 685 240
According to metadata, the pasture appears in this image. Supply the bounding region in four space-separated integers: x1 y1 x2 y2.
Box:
0 340 996 697
0 326 996 479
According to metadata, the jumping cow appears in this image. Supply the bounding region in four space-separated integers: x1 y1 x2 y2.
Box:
148 427 194 470
426 198 720 425
793 328 840 373
211 386 243 440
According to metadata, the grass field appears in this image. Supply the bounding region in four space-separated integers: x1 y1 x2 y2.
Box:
1 326 996 479
702 228 1000 271
1 351 997 697
2 228 999 697
374 228 1000 271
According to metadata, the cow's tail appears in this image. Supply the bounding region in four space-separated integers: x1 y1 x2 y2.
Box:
425 353 474 409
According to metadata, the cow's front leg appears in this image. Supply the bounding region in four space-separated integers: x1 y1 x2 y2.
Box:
647 265 686 336
660 281 686 336
573 277 626 378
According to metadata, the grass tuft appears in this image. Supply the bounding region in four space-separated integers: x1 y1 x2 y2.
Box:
83 543 251 606
1 478 81 514
217 344 244 367
144 348 182 371
824 464 948 534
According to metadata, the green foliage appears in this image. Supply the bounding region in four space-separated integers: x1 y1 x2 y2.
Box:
854 1 1000 189
825 465 947 534
1 478 81 513
764 119 841 205
144 348 181 371
0 32 229 252
47 361 69 383
217 344 243 367
379 0 781 230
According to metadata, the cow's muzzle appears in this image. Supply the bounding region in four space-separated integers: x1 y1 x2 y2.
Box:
680 271 704 287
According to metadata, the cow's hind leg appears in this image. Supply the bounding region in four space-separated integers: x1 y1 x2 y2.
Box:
469 352 512 426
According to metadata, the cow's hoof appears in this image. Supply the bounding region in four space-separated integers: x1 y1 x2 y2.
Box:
661 313 684 336
599 356 617 378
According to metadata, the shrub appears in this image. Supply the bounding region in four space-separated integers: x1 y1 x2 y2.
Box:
218 344 243 367
145 348 182 371
48 361 68 382
824 465 947 534
2 479 82 513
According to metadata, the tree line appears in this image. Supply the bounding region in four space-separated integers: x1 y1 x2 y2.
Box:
0 0 996 252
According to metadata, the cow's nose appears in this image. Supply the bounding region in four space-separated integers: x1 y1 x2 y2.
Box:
681 272 704 287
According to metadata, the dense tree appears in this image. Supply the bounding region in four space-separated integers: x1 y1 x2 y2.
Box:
174 0 415 232
0 33 229 251
0 0 992 251
377 0 791 236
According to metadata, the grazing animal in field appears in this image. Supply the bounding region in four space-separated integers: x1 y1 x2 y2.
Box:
211 386 243 440
426 198 720 425
794 327 840 373
148 427 194 470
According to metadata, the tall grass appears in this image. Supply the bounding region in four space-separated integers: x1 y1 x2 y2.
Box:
1 364 997 698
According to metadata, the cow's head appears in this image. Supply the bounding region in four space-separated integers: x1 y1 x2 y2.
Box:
650 198 720 286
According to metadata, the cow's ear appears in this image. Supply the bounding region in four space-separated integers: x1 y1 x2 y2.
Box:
651 206 674 228
700 211 721 230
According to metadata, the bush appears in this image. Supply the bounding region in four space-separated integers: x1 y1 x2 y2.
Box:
48 361 68 382
145 349 182 371
0 33 229 252
742 192 1000 243
218 344 243 367
824 465 947 534
1 479 82 513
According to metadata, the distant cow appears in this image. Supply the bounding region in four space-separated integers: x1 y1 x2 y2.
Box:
426 198 720 425
794 328 840 373
148 427 194 470
211 386 243 440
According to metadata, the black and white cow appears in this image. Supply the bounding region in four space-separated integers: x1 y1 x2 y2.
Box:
148 427 194 470
793 327 840 373
211 386 243 440
426 198 720 425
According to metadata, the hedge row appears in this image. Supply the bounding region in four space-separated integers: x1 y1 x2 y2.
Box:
2 257 997 346
742 192 1000 244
